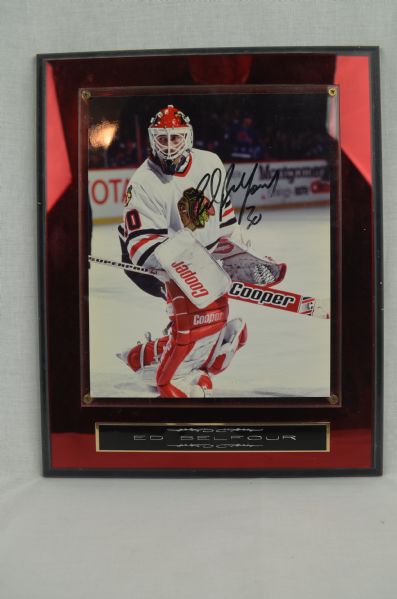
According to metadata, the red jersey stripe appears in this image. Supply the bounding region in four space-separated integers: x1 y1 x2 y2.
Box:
174 154 193 177
222 206 235 218
129 234 160 258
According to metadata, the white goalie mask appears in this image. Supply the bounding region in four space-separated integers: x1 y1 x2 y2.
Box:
148 105 193 174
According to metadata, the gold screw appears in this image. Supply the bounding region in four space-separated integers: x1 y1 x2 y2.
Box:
328 87 337 97
328 394 339 405
81 90 92 102
83 393 94 405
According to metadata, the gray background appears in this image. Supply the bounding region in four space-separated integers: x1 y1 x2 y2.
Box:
1 1 396 597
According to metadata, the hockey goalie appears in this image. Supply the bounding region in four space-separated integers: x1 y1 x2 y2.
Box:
117 105 286 398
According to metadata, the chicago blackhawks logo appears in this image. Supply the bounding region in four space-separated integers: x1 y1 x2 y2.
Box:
123 185 133 207
178 187 215 231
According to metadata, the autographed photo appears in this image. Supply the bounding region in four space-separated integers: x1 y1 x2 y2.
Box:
85 89 337 401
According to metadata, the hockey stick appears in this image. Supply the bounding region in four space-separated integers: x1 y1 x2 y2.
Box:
89 255 163 276
88 255 330 319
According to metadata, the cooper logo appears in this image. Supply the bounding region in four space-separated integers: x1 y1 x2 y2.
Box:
230 282 296 307
193 312 223 326
171 261 209 298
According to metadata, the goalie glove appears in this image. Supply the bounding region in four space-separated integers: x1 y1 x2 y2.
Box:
223 251 286 286
177 187 215 230
212 237 286 287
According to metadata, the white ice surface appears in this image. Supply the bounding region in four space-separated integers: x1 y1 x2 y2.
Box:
89 207 330 398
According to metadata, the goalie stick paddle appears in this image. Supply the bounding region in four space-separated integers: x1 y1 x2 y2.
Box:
88 255 330 319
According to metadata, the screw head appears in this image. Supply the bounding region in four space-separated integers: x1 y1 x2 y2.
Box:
81 90 91 102
328 394 339 405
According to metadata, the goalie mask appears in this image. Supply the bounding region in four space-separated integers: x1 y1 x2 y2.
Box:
148 105 193 175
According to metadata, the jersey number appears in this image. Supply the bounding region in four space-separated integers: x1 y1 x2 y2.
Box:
125 209 141 232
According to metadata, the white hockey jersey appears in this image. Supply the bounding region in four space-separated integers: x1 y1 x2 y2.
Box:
119 149 237 269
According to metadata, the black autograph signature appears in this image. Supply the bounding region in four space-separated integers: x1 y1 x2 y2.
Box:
196 163 279 229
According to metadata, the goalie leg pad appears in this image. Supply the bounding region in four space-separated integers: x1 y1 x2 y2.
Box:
158 370 213 399
120 281 229 397
123 335 218 398
117 336 169 387
126 336 168 371
156 282 229 396
166 280 228 345
205 317 248 375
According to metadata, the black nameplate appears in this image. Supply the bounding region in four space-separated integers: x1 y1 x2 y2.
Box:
96 423 329 452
